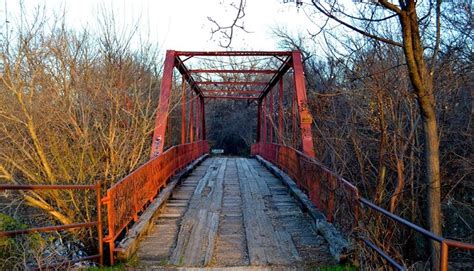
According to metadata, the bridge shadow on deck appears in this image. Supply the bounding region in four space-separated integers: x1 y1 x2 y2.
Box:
135 157 334 269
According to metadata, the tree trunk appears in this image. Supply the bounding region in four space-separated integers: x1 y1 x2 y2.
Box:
399 4 442 269
421 106 442 269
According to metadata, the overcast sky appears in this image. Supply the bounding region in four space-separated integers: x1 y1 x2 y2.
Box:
2 0 322 51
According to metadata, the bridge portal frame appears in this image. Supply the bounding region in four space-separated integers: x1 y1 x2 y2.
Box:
150 50 316 158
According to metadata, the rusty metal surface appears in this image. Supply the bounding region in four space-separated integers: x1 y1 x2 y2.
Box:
196 81 268 86
202 90 262 95
150 50 176 157
291 51 315 158
189 69 278 74
205 95 259 100
175 55 205 97
103 140 209 263
200 97 206 140
258 57 292 100
251 142 474 270
175 51 293 56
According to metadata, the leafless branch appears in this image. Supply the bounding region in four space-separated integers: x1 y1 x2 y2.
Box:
208 0 250 48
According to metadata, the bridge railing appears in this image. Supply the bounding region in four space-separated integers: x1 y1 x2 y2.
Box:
251 143 359 233
102 140 209 263
251 142 474 270
0 183 103 268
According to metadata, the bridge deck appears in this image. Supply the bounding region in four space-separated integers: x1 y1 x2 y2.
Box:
136 157 334 268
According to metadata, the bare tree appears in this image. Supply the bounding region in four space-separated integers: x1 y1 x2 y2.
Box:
0 7 160 266
272 2 473 266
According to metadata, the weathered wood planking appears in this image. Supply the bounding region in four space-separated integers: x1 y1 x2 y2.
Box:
136 157 335 268
170 158 227 266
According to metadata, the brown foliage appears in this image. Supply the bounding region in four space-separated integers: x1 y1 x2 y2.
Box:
0 14 160 263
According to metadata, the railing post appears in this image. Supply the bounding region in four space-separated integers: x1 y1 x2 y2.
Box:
102 191 115 266
440 241 448 271
96 182 104 266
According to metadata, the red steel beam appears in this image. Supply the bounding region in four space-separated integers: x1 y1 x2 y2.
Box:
258 56 292 100
257 100 262 142
269 90 274 143
200 97 206 140
292 51 316 158
188 91 194 143
263 98 267 142
189 69 278 74
202 90 262 95
196 81 268 86
175 56 204 97
195 97 200 140
292 91 297 148
278 79 284 143
181 78 186 144
175 51 292 57
204 96 259 100
151 50 175 157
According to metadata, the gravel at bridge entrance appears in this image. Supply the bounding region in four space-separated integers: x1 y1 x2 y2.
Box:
135 157 335 268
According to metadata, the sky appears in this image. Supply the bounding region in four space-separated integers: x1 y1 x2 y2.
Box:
2 0 321 52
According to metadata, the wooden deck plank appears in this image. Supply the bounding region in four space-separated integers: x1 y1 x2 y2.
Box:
213 158 248 266
136 157 334 268
170 158 227 266
242 158 301 265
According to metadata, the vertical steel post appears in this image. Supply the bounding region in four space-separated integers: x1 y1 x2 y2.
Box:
263 98 267 143
292 90 297 148
200 96 206 140
151 50 176 157
269 89 274 143
181 77 186 144
196 97 200 140
188 91 194 143
195 97 200 140
257 100 262 142
292 51 316 158
278 79 284 144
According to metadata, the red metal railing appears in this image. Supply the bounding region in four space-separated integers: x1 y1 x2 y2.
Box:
0 183 103 267
252 142 474 270
102 140 209 263
251 142 359 229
